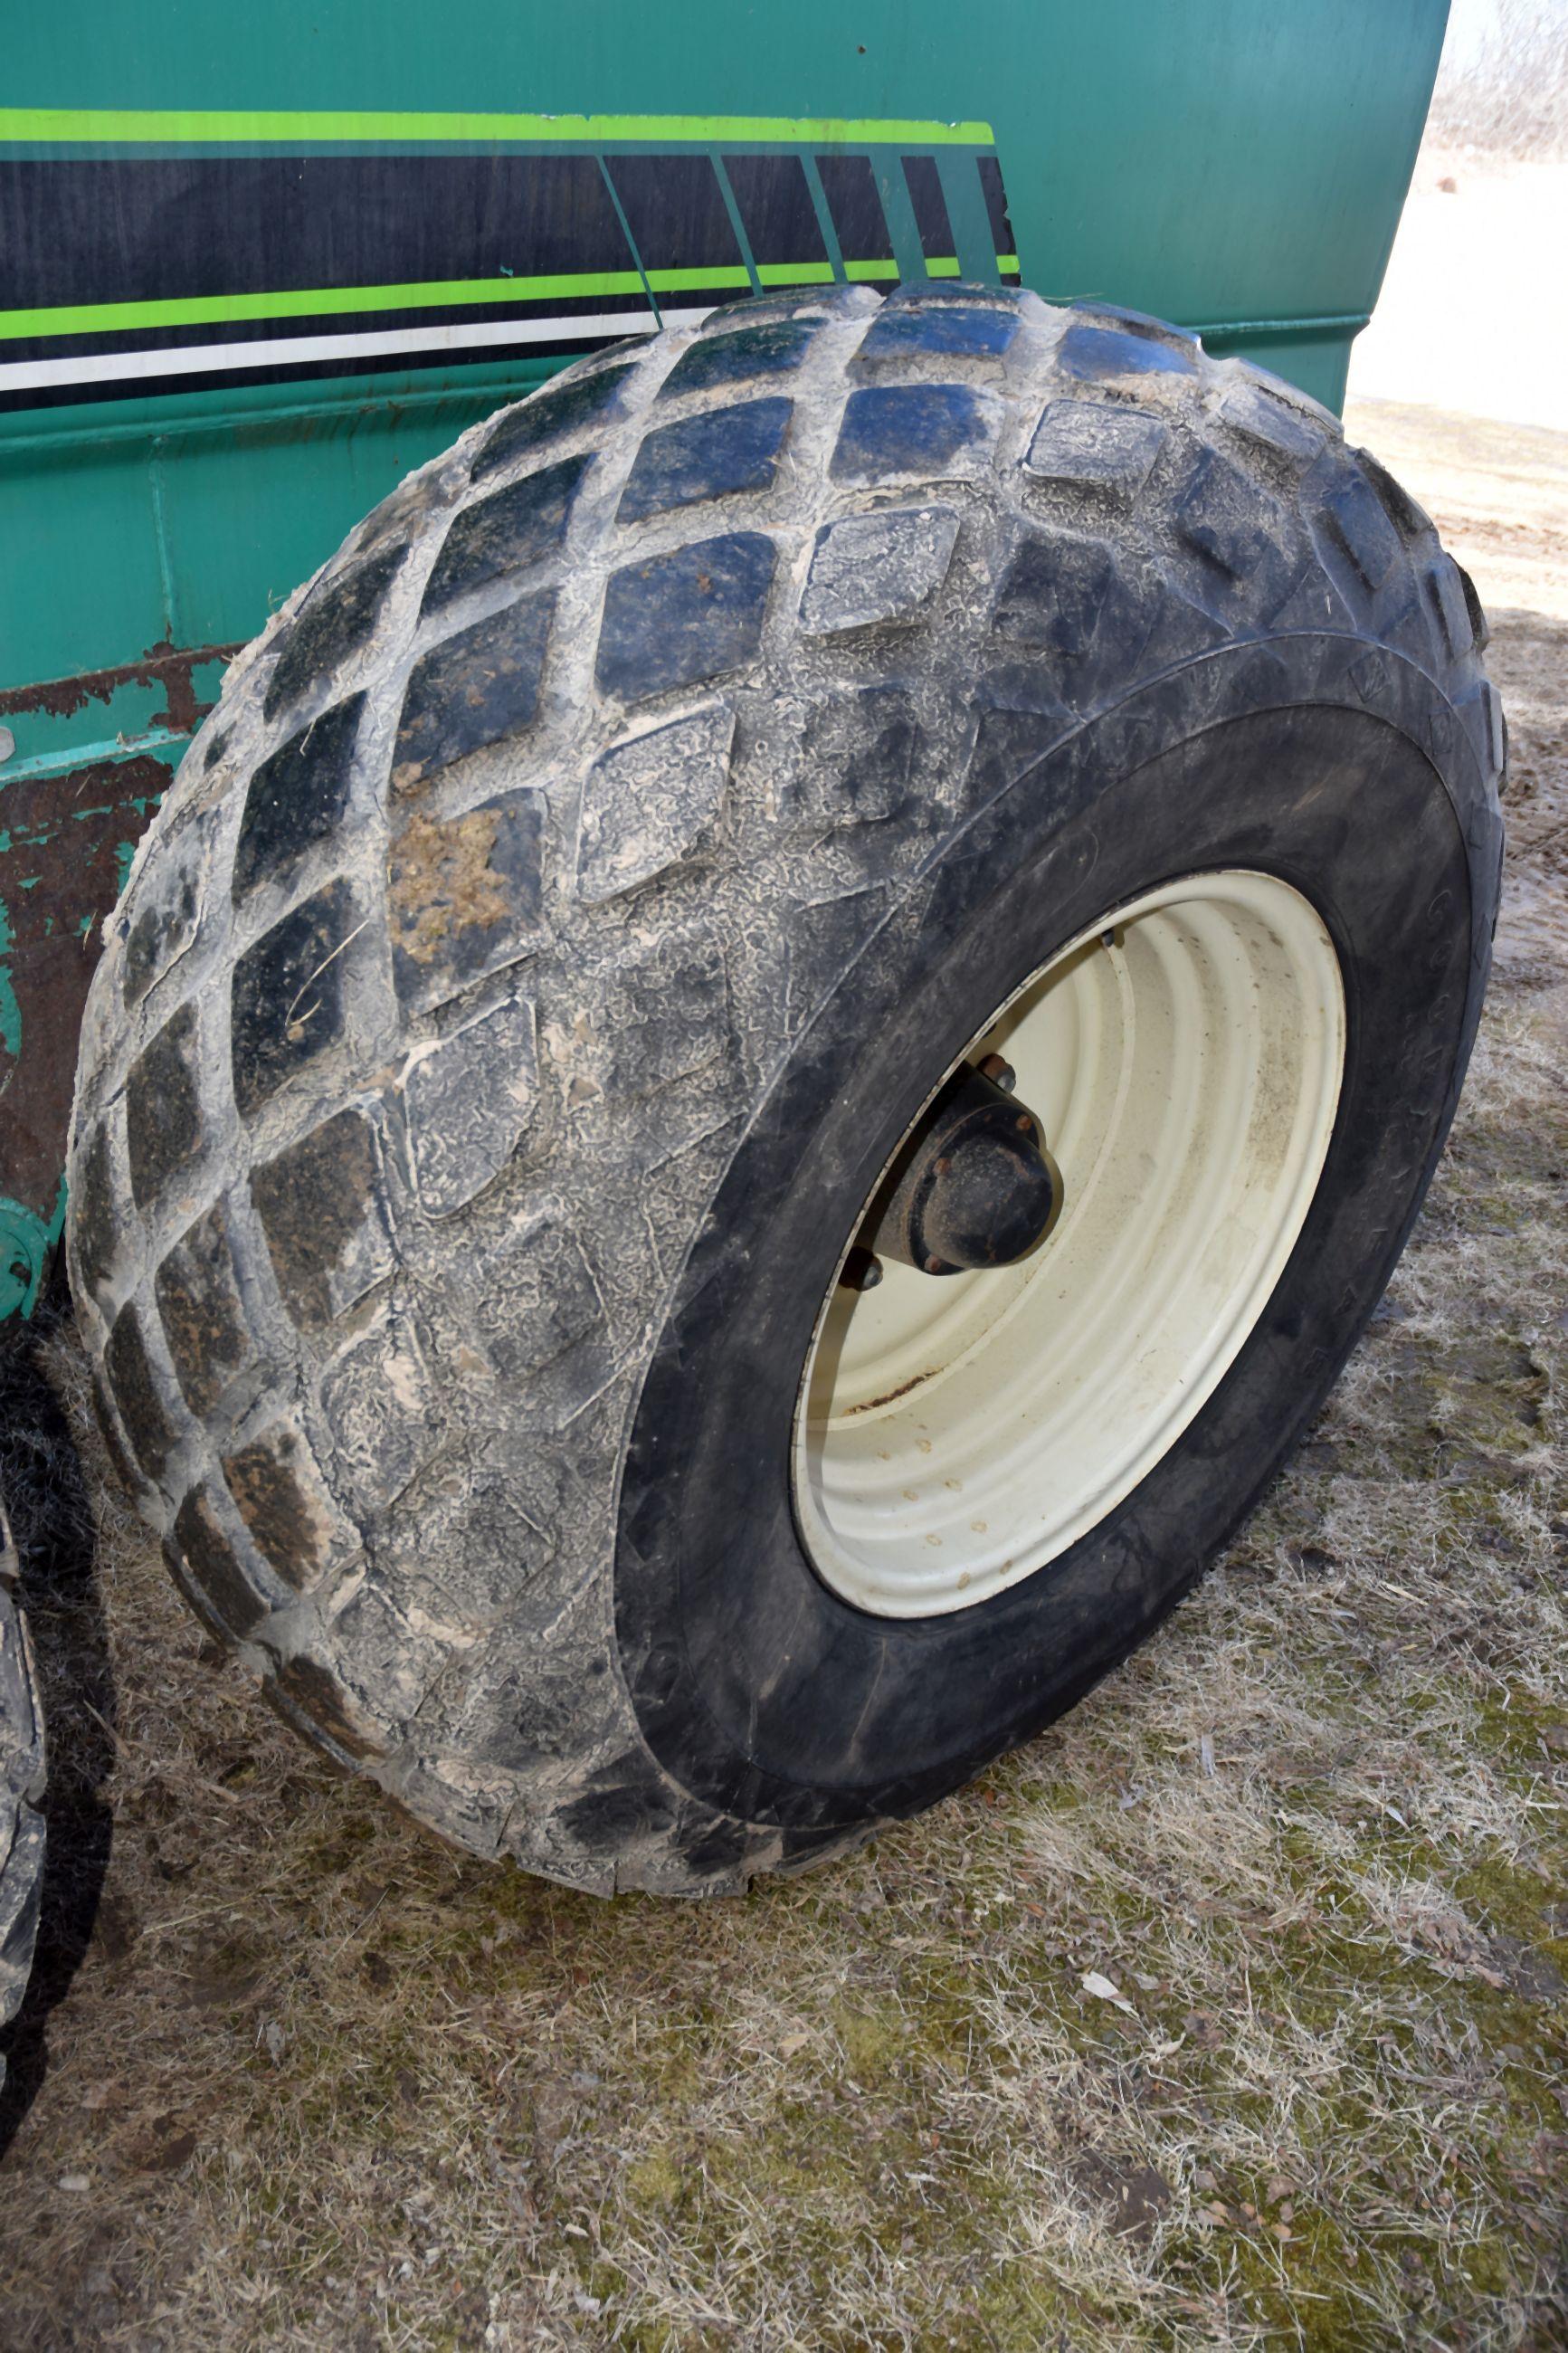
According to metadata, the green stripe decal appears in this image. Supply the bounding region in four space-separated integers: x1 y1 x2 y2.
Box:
0 108 995 148
0 274 651 342
0 258 1021 343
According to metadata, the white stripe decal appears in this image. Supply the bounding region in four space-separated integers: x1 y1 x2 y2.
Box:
0 307 718 394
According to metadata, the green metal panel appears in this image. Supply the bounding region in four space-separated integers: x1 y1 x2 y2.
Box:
0 1 1450 1319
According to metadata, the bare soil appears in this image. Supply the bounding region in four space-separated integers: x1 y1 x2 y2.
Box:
1347 145 1568 432
0 404 1565 2351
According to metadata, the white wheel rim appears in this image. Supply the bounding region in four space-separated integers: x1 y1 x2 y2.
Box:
791 870 1346 1618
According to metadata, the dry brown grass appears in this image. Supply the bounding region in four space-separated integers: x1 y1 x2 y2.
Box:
0 410 1565 2351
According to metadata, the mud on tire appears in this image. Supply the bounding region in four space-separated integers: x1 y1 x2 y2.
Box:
69 284 1502 1892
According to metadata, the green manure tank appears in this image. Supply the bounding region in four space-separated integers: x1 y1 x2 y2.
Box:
0 0 1449 1321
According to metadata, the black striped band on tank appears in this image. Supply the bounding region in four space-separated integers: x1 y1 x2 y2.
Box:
0 142 1019 411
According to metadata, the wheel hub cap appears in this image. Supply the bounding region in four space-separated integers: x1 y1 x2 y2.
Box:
862 1057 1062 1277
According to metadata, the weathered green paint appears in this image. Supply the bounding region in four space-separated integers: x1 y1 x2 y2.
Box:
0 1 1451 1322
0 1183 64 1323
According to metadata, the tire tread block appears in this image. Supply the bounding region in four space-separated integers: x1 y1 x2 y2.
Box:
575 706 734 901
596 533 775 702
172 1484 270 1637
1057 320 1197 383
469 1211 606 1391
1315 470 1404 602
1173 449 1296 613
660 321 816 396
1355 447 1433 542
393 591 555 789
800 507 959 634
264 547 406 719
1458 563 1490 651
154 1196 255 1414
251 1105 394 1329
855 305 1019 364
962 701 1073 807
1023 399 1166 507
222 1418 345 1592
265 1653 387 1758
320 1309 441 1516
71 1122 122 1308
695 285 874 336
786 689 923 827
322 1584 444 1728
122 852 202 1007
471 364 636 484
377 1461 561 1643
423 454 591 615
1421 556 1475 662
618 398 792 524
90 1372 143 1499
125 1003 204 1209
233 695 365 900
231 880 358 1119
404 995 539 1215
597 929 732 1097
387 791 546 1012
1216 377 1327 468
105 1304 180 1482
831 384 996 483
992 532 1149 700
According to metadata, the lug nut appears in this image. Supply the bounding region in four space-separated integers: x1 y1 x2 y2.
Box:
977 1053 1016 1092
840 1245 884 1292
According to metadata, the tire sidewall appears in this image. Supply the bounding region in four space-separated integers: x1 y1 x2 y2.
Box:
614 634 1495 1835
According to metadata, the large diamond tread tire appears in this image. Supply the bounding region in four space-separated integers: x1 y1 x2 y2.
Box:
68 284 1501 1893
0 1490 46 2082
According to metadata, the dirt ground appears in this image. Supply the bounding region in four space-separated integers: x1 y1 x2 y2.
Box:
1347 143 1568 432
0 396 1564 2352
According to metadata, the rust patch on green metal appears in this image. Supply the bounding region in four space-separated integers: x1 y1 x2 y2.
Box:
0 638 242 730
0 749 174 1315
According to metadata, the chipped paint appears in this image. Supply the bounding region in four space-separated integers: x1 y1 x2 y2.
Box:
0 638 240 729
0 1175 64 1320
0 748 177 1315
